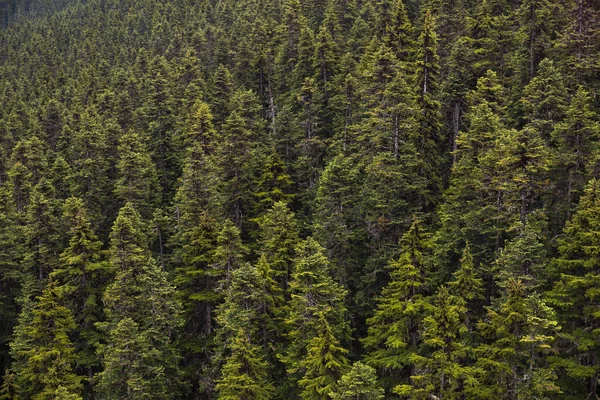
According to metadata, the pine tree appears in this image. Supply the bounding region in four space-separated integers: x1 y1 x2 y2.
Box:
414 10 443 208
0 185 25 373
96 203 182 399
213 262 275 399
396 285 477 400
215 89 265 229
313 153 365 285
257 201 299 294
214 219 249 287
363 218 430 391
433 70 508 283
114 130 161 216
7 136 48 213
52 197 110 376
475 279 560 399
551 86 600 224
10 280 83 400
253 150 294 215
68 108 113 230
547 179 600 398
215 327 275 400
297 312 349 400
281 238 350 396
23 178 61 282
513 0 562 80
520 58 567 142
329 362 384 400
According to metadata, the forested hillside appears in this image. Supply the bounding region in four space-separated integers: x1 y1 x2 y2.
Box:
0 0 599 398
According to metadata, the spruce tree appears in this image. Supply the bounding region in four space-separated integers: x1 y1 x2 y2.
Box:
10 280 83 400
547 179 600 398
281 238 350 396
414 10 443 209
213 262 275 399
363 218 430 391
52 197 110 376
114 130 161 216
329 362 384 400
475 279 560 399
96 203 182 400
297 312 349 400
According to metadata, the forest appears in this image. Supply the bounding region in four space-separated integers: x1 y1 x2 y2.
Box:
0 0 599 398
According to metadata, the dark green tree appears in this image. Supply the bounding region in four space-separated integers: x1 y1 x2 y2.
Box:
547 179 600 398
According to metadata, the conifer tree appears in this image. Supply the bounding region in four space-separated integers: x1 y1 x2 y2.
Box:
114 130 161 216
396 285 477 399
313 153 365 285
215 327 275 400
10 280 83 400
414 10 443 208
68 108 113 229
52 197 110 376
297 312 349 400
551 87 600 223
0 185 25 371
433 70 508 282
547 179 600 398
520 58 567 142
257 201 299 294
96 203 182 399
215 89 265 229
363 218 430 390
513 0 561 80
24 178 61 282
7 136 48 213
211 260 275 399
475 279 560 399
329 362 384 400
281 238 350 396
214 219 249 287
253 149 294 215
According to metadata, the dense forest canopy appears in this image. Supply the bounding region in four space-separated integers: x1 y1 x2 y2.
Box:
0 0 600 398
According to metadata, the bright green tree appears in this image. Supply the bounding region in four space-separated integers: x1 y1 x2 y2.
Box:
475 279 560 399
297 312 349 400
329 362 384 400
10 280 83 400
96 203 182 400
52 197 110 376
363 218 431 391
280 238 350 396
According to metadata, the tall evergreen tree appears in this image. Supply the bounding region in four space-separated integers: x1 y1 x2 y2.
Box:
96 203 182 400
10 280 83 400
414 10 443 208
52 197 110 378
114 130 161 216
363 218 430 392
547 179 600 398
280 238 350 397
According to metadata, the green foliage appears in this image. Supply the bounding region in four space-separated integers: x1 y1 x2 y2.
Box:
547 179 600 398
1 0 600 398
329 362 384 400
281 238 350 395
363 218 430 389
10 280 83 400
96 203 182 399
